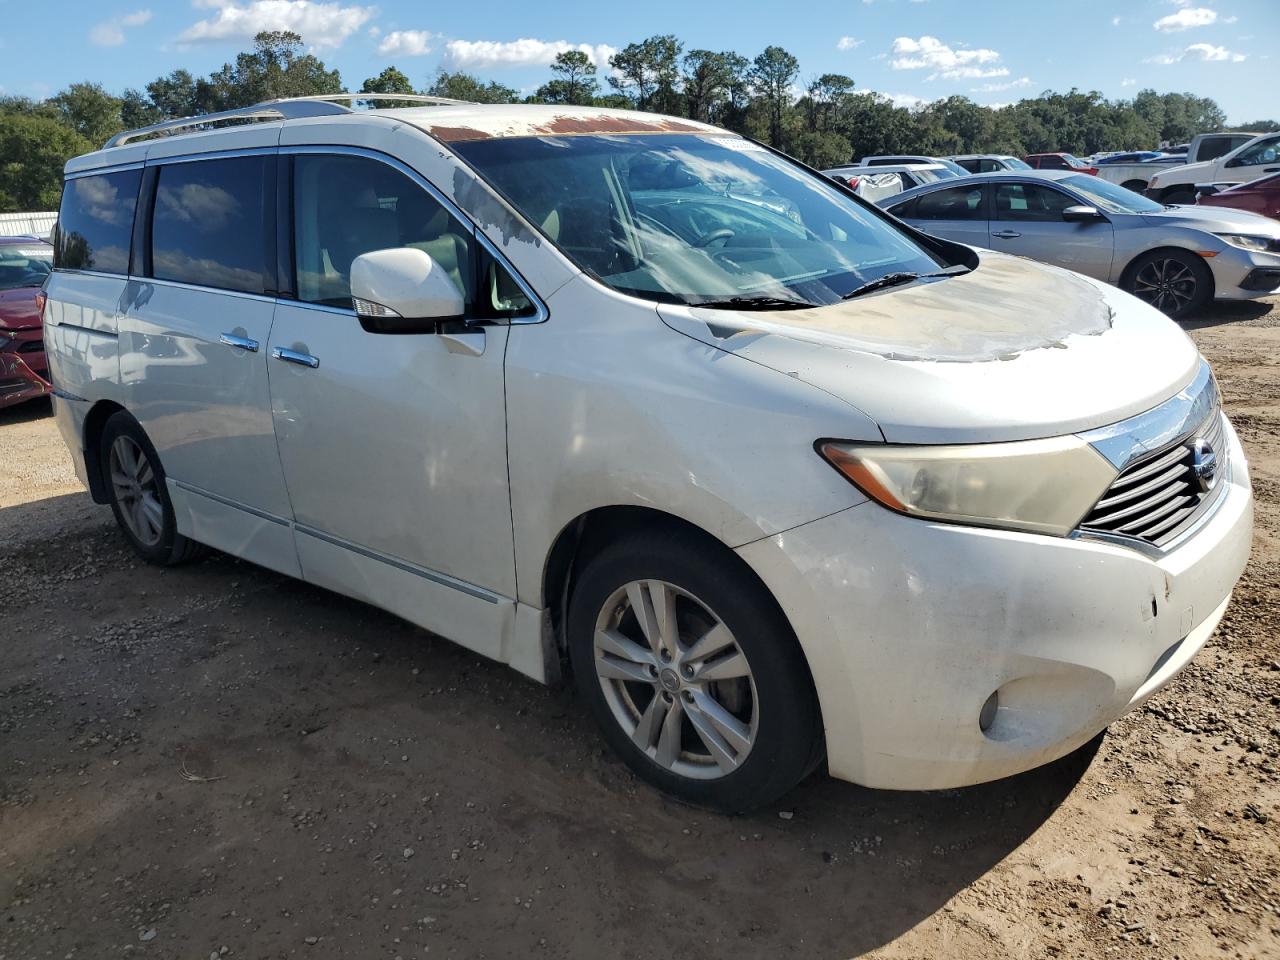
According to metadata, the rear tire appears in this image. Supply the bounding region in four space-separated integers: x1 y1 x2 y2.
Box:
99 411 206 566
567 529 822 812
1122 249 1212 320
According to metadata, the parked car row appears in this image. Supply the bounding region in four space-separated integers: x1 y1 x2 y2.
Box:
0 235 53 410
876 170 1280 319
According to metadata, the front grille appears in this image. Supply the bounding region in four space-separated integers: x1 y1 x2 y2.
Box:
1079 410 1226 546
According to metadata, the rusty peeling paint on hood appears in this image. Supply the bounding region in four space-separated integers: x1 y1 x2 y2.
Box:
390 104 720 144
675 255 1115 364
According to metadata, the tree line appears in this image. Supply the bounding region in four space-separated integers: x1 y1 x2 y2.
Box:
2 30 1275 213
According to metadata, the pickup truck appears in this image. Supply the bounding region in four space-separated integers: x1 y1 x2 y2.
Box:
1146 131 1280 204
1096 131 1262 195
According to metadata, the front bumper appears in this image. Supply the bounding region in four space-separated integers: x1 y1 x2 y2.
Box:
738 417 1253 790
0 350 50 408
1208 244 1280 300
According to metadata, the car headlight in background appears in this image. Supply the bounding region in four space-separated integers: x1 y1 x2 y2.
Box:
818 437 1117 536
1215 234 1277 253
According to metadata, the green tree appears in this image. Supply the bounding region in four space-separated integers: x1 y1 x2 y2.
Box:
47 82 123 147
361 66 415 95
750 46 799 147
425 71 518 104
609 35 683 113
146 69 202 119
202 31 342 110
682 50 749 126
536 50 597 106
120 89 162 129
0 112 93 211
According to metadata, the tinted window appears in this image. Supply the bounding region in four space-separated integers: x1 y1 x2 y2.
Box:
1235 135 1280 166
292 154 475 309
914 185 985 220
1197 137 1230 161
55 169 141 274
954 158 980 174
152 157 269 294
994 183 1075 221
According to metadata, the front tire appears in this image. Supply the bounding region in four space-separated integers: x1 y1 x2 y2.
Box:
99 411 206 565
1123 249 1212 320
567 529 822 812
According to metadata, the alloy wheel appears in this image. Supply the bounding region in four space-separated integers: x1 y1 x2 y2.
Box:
108 435 164 547
592 579 758 780
1132 257 1198 315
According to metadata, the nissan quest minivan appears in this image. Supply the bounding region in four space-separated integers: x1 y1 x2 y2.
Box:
43 97 1253 810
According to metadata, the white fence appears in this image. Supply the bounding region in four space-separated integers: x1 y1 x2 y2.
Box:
0 212 57 241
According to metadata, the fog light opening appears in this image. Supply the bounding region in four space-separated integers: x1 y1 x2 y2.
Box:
979 691 999 733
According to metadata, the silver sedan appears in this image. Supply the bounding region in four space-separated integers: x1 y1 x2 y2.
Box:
879 170 1280 318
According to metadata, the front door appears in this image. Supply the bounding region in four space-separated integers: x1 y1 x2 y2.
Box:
903 182 990 248
266 150 532 658
988 181 1115 280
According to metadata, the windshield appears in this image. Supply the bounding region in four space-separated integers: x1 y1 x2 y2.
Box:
1059 175 1164 214
453 134 945 307
0 243 53 291
1004 157 1032 170
915 167 959 183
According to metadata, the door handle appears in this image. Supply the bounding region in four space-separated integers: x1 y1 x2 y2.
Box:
219 332 259 352
991 230 1022 239
272 347 320 369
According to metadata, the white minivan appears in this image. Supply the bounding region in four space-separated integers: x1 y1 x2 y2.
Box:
43 97 1253 810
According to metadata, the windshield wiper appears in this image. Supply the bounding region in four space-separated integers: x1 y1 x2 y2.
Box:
841 264 971 301
690 295 814 311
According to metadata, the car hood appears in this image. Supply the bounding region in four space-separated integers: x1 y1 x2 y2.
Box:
0 287 41 330
658 251 1200 443
1142 203 1280 235
1153 158 1215 183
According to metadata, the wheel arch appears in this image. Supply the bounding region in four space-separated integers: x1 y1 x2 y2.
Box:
81 399 128 504
1118 245 1216 301
540 505 819 703
1120 179 1148 193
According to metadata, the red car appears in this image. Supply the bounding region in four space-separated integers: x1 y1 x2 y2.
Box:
1197 172 1280 220
0 236 53 409
1024 153 1099 176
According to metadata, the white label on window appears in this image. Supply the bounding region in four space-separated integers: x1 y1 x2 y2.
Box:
702 136 768 153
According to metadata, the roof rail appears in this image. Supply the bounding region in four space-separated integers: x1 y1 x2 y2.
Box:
103 92 474 149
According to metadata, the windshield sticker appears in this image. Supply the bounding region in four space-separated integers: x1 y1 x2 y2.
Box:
701 136 768 153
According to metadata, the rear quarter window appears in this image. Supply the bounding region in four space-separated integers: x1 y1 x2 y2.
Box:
54 169 142 275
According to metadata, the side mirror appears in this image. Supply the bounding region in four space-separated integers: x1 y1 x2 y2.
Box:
350 247 465 334
1223 157 1241 169
1062 204 1102 223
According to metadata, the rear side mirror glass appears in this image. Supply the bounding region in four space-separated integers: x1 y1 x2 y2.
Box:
350 247 465 334
1062 204 1102 223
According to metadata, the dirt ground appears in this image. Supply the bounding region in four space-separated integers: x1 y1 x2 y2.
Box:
2 298 1279 960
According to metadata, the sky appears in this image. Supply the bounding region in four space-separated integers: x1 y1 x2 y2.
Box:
0 0 1274 124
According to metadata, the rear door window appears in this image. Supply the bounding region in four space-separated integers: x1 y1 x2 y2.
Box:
994 183 1076 221
151 156 271 295
55 169 142 275
913 184 986 220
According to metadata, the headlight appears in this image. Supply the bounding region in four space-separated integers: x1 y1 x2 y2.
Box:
818 437 1117 536
1216 233 1274 253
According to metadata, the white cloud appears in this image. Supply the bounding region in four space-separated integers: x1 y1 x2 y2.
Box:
971 76 1031 93
441 38 617 70
1146 42 1247 63
1121 77 1137 86
178 0 375 50
1154 7 1217 31
871 90 927 109
889 35 1004 80
1167 0 1192 6
836 36 863 51
1223 14 1238 23
89 8 152 46
378 30 434 56
1111 16 1122 26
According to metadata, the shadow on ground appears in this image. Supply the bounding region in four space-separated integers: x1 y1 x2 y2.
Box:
0 490 1097 958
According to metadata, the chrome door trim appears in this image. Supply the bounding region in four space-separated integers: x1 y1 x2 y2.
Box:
171 479 292 526
144 146 278 166
64 161 146 180
294 524 505 604
134 275 278 304
272 347 319 368
274 300 356 317
219 333 260 352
